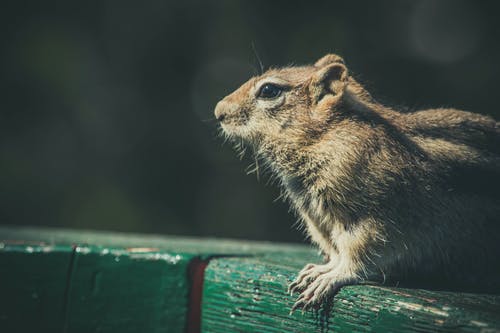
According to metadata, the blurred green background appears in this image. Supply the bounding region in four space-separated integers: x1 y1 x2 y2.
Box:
1 0 499 243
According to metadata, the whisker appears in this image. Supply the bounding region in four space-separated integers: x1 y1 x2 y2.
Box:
251 42 264 75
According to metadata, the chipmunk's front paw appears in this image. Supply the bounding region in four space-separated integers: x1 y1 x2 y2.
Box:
290 272 358 313
288 261 336 296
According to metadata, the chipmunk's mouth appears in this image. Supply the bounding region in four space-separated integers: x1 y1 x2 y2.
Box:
218 118 247 137
214 100 252 138
217 113 254 141
220 114 249 127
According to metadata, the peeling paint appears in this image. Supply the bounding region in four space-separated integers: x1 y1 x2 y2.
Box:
75 246 91 254
373 286 437 303
470 320 489 327
126 247 159 253
396 301 449 317
42 246 54 253
128 252 182 264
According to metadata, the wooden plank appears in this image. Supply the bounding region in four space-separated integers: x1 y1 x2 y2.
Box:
202 256 500 333
2 226 500 332
0 242 73 333
65 246 194 333
0 226 313 333
0 227 197 333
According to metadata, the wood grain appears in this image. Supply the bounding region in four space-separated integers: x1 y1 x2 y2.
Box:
202 257 500 332
1 226 499 333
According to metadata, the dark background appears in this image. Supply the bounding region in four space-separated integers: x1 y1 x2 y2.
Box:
1 0 499 243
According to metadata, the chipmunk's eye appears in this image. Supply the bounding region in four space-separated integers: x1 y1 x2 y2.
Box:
257 83 282 99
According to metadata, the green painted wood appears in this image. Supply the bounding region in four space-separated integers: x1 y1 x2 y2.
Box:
65 246 193 333
0 227 196 333
0 242 73 333
201 256 500 333
0 226 313 333
2 226 500 333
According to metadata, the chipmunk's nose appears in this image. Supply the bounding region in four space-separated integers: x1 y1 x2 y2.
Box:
214 100 237 122
214 102 226 122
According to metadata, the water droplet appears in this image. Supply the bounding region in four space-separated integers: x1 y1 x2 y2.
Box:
75 246 91 254
230 311 242 318
114 256 120 262
42 246 53 253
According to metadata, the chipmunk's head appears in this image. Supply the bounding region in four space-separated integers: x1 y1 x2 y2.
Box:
214 54 350 146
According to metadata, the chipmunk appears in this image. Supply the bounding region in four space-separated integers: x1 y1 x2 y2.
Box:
214 54 500 311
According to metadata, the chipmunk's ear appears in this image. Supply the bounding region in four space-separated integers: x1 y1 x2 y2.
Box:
314 54 345 68
309 56 348 103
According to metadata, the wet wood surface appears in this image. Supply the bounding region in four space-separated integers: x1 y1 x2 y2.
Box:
203 256 500 332
1 226 499 332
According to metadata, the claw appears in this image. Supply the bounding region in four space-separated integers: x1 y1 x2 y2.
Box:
289 278 309 295
290 294 307 313
290 273 358 314
289 264 315 288
287 281 297 294
290 288 314 313
290 300 302 314
288 263 324 295
288 261 357 314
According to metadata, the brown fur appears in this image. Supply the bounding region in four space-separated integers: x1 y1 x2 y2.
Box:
214 54 500 310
